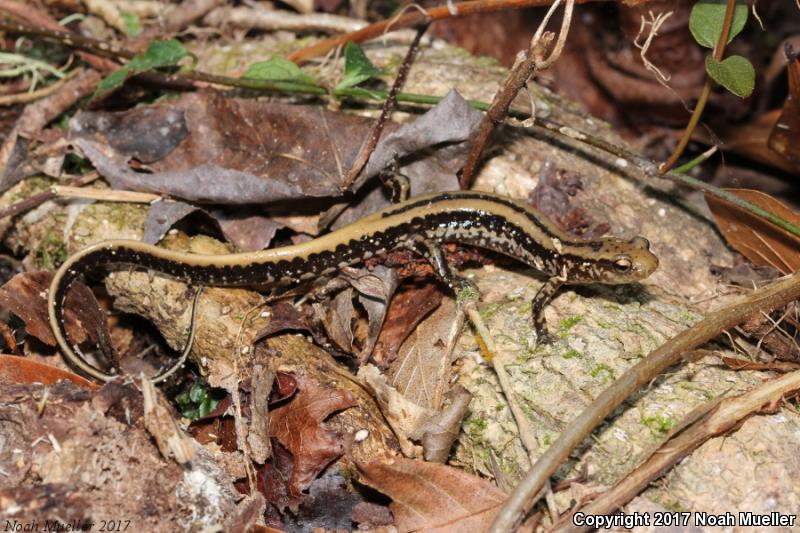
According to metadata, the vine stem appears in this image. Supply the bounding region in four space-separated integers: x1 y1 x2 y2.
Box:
659 0 737 173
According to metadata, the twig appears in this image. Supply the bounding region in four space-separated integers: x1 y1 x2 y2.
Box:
659 0 737 173
340 21 430 191
0 67 79 105
459 0 573 189
51 185 160 203
0 173 99 220
489 271 800 532
465 303 537 463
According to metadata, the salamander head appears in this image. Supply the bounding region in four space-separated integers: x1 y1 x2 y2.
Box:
572 236 659 284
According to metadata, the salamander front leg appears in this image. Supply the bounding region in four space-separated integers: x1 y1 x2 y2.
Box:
532 277 564 345
407 237 477 295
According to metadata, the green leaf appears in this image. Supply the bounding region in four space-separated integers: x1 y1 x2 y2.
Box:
94 39 190 98
705 54 755 97
689 0 748 49
242 57 317 85
189 382 206 403
335 41 383 91
176 382 222 420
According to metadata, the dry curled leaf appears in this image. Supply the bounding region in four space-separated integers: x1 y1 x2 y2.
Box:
705 189 800 274
267 373 356 496
357 457 506 533
0 271 109 347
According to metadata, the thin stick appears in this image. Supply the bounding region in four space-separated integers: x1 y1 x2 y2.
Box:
51 185 160 203
340 21 430 191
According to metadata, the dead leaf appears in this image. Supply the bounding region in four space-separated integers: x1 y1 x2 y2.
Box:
705 188 800 274
357 457 506 533
69 90 480 207
255 302 312 342
388 297 457 409
421 385 471 463
340 265 398 361
248 360 274 464
0 271 109 348
0 355 98 389
373 282 444 367
352 502 394 529
259 442 302 515
267 373 357 496
358 365 470 461
315 287 356 353
695 109 800 175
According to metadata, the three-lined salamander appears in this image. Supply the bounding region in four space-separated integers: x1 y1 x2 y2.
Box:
48 191 659 381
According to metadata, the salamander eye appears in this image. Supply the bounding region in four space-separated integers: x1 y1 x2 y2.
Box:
613 256 633 272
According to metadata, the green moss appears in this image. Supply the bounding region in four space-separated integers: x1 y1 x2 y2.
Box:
5 176 51 204
456 283 480 305
479 302 503 320
105 202 147 231
467 416 488 438
590 363 615 381
641 413 675 435
557 314 583 337
34 229 68 271
594 319 612 330
628 322 657 345
563 349 581 360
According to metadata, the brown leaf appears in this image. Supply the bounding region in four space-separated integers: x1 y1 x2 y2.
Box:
373 282 444 367
268 374 356 496
69 90 480 206
0 271 108 347
254 302 312 342
340 265 398 361
357 457 506 533
705 189 800 274
0 355 98 389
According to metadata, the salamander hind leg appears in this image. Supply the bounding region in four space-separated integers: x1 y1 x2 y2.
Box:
531 276 564 345
378 157 411 203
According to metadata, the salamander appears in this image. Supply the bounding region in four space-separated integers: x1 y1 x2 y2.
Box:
48 190 659 381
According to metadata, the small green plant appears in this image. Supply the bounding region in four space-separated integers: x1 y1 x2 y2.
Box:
335 41 384 91
95 40 192 100
175 382 223 420
689 0 754 98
